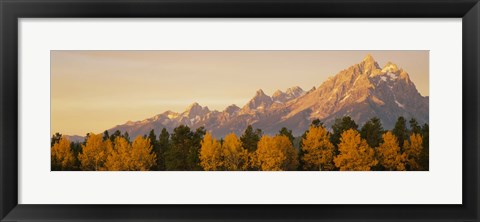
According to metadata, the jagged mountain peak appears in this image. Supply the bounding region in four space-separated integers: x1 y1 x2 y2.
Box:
242 89 273 112
363 54 375 62
161 110 180 119
183 102 210 118
255 89 267 96
272 89 285 97
272 86 306 104
224 104 240 114
360 54 381 75
187 102 201 109
285 86 305 96
382 61 400 73
105 54 428 139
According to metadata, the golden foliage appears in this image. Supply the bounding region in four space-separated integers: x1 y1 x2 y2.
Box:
105 136 156 171
254 135 298 171
51 137 76 170
199 132 223 171
403 133 423 170
105 137 133 171
222 133 249 170
78 133 109 170
333 129 378 171
301 126 335 170
130 136 157 171
377 132 406 171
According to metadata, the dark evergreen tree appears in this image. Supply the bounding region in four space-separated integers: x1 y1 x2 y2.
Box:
157 128 170 170
70 141 82 170
331 116 358 148
360 117 384 148
102 130 110 141
83 133 91 145
51 132 62 147
148 129 160 166
165 125 194 170
409 118 422 135
419 123 429 170
278 127 295 145
110 130 121 142
392 116 408 149
122 131 130 143
189 127 206 170
311 119 324 128
240 125 262 152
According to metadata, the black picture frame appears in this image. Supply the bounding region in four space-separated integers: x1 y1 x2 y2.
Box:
1 0 479 221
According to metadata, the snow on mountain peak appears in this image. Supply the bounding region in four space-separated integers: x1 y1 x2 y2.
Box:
382 61 400 73
183 102 210 118
285 86 305 97
360 54 381 75
107 54 428 139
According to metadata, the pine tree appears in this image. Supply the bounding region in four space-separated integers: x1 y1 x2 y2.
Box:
377 132 406 171
392 116 408 149
301 125 335 171
331 116 359 148
360 117 384 148
148 129 159 158
333 129 378 171
419 123 429 170
109 130 121 142
311 119 323 128
278 127 295 145
102 130 110 141
123 131 130 143
165 125 194 170
51 132 63 147
240 125 262 152
189 127 206 170
156 128 170 170
409 118 422 134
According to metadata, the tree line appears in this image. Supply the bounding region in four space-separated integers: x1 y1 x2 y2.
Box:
51 116 428 171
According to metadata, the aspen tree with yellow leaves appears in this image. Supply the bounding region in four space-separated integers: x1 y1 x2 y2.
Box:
301 126 335 171
78 133 111 170
199 132 223 170
104 137 132 171
51 137 76 170
254 135 298 171
333 129 378 171
403 133 423 170
130 136 157 170
377 132 406 171
222 133 249 170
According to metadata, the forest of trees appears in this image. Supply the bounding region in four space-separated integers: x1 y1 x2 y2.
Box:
51 116 429 171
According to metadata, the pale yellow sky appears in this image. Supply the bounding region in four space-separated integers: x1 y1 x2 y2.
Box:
51 51 429 136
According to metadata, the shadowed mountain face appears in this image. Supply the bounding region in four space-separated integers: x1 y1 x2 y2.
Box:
106 55 428 139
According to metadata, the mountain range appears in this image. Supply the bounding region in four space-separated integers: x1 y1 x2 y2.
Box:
67 54 429 141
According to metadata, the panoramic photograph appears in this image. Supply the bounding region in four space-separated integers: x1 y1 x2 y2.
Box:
51 51 429 171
